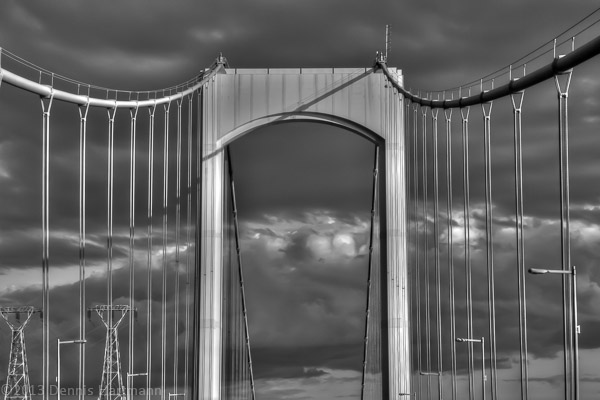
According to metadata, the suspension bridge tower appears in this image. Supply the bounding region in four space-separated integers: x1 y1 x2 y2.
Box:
88 305 131 400
0 306 41 400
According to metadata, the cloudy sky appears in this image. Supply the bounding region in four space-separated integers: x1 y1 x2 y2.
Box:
2 1 600 400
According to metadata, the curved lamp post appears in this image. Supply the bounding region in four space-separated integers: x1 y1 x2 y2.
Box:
529 266 579 400
57 339 86 400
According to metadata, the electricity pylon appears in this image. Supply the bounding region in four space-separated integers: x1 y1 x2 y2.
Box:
0 306 41 400
88 305 131 400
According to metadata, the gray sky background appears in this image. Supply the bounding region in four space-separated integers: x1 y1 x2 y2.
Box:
2 1 600 399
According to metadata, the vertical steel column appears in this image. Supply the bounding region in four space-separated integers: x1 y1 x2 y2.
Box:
555 67 574 400
431 107 443 400
78 98 90 400
161 100 171 400
444 106 457 400
460 104 475 400
40 89 54 400
511 89 528 400
127 102 139 400
481 97 497 400
146 103 157 400
384 74 408 399
199 75 224 400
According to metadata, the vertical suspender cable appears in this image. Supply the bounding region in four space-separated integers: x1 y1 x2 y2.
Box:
146 103 157 400
106 103 117 399
432 107 443 400
386 82 394 400
405 97 415 397
460 104 475 400
412 103 422 400
422 105 432 400
360 145 379 400
174 98 183 394
226 147 257 400
555 69 574 400
193 89 202 400
401 92 410 398
161 100 171 400
482 98 497 400
78 97 90 400
383 78 390 400
445 107 458 400
40 89 54 400
128 102 139 400
184 94 193 400
511 89 528 400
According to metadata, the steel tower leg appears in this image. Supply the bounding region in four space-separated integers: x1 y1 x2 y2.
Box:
198 80 224 400
1 308 39 400
91 306 131 400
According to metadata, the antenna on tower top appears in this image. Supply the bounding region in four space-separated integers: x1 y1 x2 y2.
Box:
385 24 391 62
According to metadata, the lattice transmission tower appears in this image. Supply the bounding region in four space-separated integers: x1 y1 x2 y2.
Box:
88 305 131 400
0 306 41 400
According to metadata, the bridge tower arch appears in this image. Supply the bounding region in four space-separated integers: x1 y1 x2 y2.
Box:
195 67 409 399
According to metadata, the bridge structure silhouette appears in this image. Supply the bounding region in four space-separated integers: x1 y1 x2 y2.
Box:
1 13 600 400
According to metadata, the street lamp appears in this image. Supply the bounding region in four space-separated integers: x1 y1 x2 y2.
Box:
456 337 486 400
57 339 86 400
126 372 148 400
529 266 579 400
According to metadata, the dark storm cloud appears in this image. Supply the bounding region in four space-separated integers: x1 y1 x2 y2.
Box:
253 344 361 380
236 215 372 380
230 122 376 222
